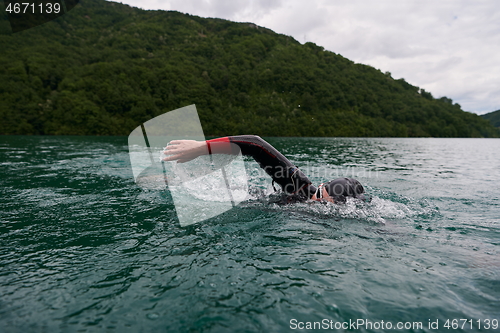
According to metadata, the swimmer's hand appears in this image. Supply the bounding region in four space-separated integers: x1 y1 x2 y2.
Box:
162 140 207 163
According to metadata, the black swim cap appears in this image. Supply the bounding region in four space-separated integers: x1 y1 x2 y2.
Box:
323 178 365 203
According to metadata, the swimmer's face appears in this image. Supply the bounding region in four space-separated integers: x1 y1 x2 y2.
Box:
311 184 335 203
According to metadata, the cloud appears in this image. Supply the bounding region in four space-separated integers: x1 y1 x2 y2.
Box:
111 0 500 114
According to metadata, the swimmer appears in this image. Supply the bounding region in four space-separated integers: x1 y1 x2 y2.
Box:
162 135 366 204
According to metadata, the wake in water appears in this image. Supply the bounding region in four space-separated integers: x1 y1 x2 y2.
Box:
236 185 440 226
240 196 438 225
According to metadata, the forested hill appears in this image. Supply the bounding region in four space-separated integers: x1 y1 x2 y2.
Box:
481 110 500 128
1 0 498 137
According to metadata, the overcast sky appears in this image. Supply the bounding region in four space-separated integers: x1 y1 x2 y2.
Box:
110 0 500 115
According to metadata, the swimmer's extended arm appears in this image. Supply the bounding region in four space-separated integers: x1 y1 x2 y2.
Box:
163 135 284 165
162 137 242 162
162 140 208 163
163 135 316 198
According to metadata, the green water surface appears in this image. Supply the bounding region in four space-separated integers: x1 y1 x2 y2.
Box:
0 136 499 332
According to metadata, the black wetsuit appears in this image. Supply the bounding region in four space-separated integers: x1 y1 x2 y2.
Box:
206 135 367 203
206 135 316 201
206 134 370 205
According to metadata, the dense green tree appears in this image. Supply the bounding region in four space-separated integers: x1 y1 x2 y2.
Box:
481 109 500 128
0 0 498 137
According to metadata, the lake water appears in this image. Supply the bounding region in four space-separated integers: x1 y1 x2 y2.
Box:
0 136 499 332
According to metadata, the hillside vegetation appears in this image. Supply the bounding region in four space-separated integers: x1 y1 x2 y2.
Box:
1 0 498 137
481 110 500 128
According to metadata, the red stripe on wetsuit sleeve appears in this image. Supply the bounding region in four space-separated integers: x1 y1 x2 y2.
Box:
206 137 233 155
